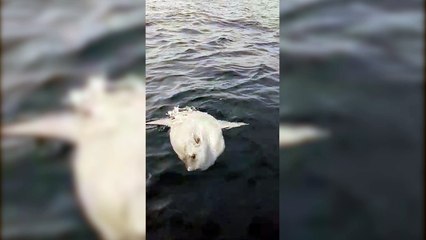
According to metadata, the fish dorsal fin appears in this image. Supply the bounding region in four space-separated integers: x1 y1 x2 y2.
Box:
146 118 173 127
217 120 248 130
279 124 329 147
2 112 78 142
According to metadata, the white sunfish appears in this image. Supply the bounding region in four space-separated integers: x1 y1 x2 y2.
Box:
147 107 248 171
2 76 146 240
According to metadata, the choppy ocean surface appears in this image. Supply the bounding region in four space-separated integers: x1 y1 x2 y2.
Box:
145 0 279 239
1 0 423 239
280 0 423 240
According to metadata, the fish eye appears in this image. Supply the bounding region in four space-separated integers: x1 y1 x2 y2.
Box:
194 137 200 144
78 108 93 118
191 154 196 160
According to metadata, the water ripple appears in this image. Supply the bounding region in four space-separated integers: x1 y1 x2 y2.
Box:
146 0 279 239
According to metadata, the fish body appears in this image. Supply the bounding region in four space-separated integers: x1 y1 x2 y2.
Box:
2 76 146 240
147 107 247 171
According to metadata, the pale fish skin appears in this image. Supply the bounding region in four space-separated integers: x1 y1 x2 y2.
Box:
147 107 248 171
2 76 146 240
279 124 329 147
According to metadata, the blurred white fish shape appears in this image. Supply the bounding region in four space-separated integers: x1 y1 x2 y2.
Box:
279 124 329 147
147 107 248 171
2 76 146 240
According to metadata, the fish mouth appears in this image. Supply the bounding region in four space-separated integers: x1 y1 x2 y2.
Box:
184 163 196 171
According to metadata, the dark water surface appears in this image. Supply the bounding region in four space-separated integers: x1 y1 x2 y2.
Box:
280 1 423 240
146 0 279 239
2 0 423 239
